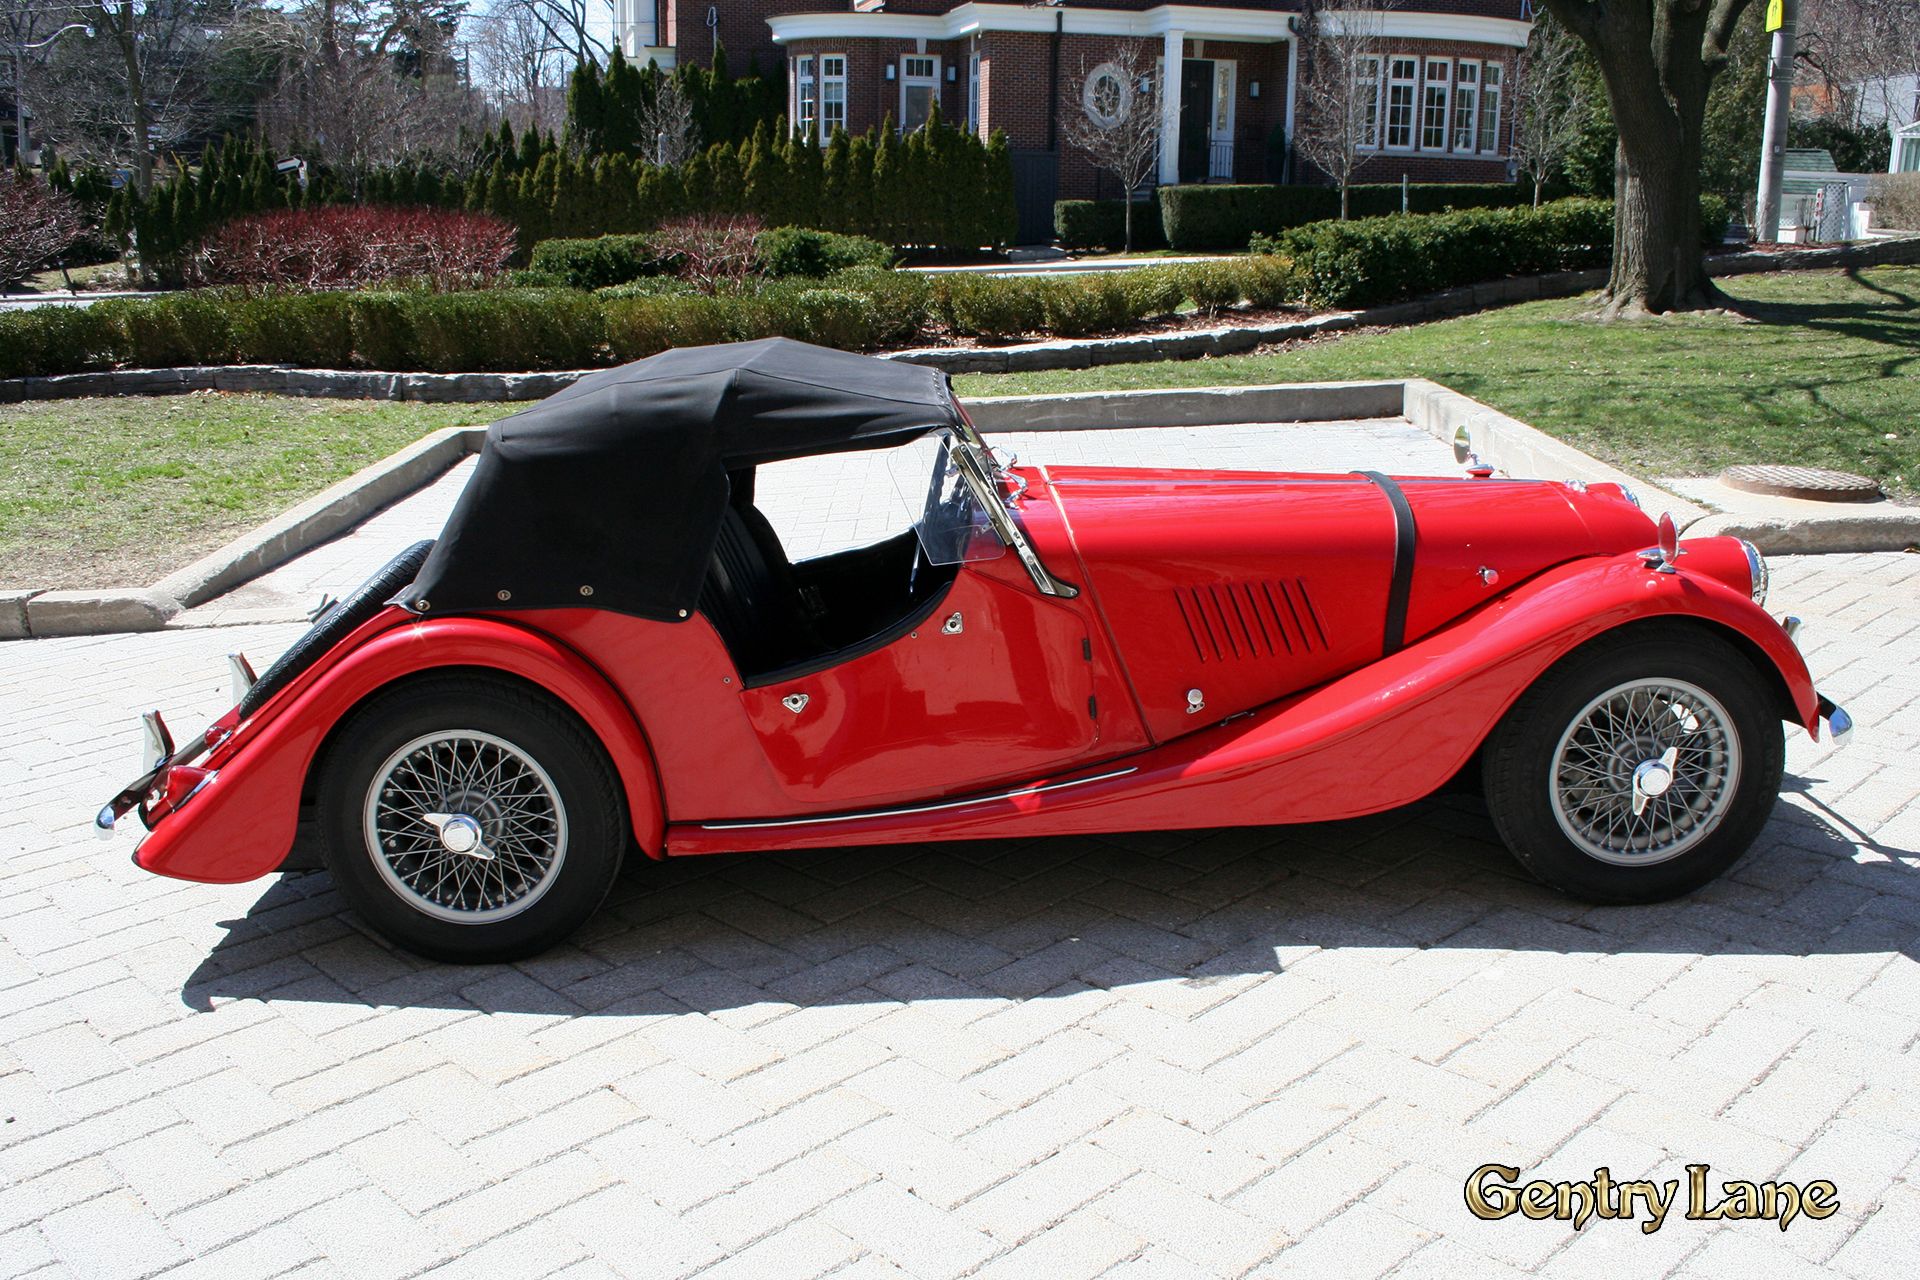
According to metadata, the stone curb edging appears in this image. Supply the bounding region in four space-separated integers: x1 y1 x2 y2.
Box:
4 425 483 640
3 235 1914 403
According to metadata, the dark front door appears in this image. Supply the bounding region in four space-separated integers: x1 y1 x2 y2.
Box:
1179 60 1212 184
1010 148 1059 246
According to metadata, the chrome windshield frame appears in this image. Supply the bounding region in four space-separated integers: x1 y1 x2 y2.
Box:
945 409 1077 598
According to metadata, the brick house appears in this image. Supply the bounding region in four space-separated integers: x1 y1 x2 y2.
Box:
618 3 1532 240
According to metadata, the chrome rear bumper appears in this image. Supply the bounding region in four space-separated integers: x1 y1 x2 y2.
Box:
1817 695 1854 749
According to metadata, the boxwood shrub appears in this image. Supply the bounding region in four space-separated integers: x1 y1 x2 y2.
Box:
528 234 666 290
1053 199 1167 252
756 227 894 278
1158 182 1539 251
1259 197 1728 309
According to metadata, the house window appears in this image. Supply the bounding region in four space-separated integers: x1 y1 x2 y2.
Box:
1421 59 1450 150
794 57 816 140
1452 62 1478 152
1083 61 1129 127
821 54 847 141
1386 57 1417 149
1354 55 1382 149
968 50 981 135
1478 62 1503 154
901 55 939 132
1900 136 1920 172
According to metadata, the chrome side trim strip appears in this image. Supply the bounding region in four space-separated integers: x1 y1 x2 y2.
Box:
700 766 1139 831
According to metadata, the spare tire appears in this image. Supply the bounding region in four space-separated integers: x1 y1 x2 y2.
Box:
238 540 435 719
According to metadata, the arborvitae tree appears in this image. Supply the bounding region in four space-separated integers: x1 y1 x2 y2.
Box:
567 57 606 155
820 130 850 233
742 122 774 217
602 47 645 158
983 129 1016 249
872 117 903 245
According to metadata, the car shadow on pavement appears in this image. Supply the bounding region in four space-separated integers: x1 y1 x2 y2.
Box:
178 790 1919 1017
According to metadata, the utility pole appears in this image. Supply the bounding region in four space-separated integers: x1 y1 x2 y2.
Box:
1753 0 1799 245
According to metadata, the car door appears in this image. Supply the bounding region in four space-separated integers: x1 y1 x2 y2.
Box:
733 565 1101 812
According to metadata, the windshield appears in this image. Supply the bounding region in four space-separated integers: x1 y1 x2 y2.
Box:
885 429 1005 565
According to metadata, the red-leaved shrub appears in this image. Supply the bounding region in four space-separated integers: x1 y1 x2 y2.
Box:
0 171 84 292
649 214 764 295
196 206 517 290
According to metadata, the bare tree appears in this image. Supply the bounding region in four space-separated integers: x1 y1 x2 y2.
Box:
1293 0 1389 220
236 2 490 181
0 166 81 288
509 0 609 65
28 1 236 192
1062 41 1161 252
635 71 696 166
467 0 568 134
1799 0 1920 130
1511 10 1588 207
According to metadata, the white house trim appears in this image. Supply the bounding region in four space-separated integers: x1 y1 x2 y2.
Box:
1319 10 1532 50
768 4 1294 46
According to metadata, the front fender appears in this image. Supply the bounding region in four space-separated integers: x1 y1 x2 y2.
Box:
134 617 665 884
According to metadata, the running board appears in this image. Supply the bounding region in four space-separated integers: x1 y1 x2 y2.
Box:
669 766 1138 854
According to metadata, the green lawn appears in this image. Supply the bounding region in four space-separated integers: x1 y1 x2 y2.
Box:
956 266 1920 499
0 396 526 590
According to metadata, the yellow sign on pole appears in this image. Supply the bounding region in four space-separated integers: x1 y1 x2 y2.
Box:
1766 0 1785 32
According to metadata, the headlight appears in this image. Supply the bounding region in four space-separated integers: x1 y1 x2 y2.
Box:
1618 486 1643 510
1739 539 1768 606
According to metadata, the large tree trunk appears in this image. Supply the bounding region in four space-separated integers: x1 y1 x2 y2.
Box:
1544 0 1751 316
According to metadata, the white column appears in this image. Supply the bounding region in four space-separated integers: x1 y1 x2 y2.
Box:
1159 28 1185 186
1282 36 1299 183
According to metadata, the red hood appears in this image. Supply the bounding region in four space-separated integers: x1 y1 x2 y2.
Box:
1025 466 1654 741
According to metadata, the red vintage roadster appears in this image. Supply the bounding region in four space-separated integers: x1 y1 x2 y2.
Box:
98 340 1852 961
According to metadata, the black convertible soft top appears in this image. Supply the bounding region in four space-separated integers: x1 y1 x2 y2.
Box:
401 339 962 621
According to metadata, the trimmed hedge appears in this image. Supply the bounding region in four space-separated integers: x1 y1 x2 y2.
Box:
1257 197 1730 309
528 234 666 290
756 227 894 278
1053 199 1167 252
530 226 894 290
1157 182 1540 251
0 258 1304 378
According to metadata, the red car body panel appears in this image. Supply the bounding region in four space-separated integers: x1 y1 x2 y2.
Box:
132 614 666 884
664 548 1820 856
124 457 1820 887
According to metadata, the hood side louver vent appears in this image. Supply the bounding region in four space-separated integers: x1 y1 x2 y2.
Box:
1175 579 1329 664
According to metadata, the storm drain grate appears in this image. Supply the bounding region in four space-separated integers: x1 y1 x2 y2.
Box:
1720 465 1882 503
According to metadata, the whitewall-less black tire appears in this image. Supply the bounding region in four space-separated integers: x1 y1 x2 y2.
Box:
318 675 626 962
1482 625 1784 903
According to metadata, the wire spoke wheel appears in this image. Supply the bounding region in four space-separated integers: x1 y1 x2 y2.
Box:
363 730 569 924
1548 678 1742 867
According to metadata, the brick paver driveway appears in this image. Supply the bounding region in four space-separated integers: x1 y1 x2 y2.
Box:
3 441 1917 1279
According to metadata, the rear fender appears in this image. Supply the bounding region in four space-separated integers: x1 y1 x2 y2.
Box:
134 617 665 884
667 552 1818 853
